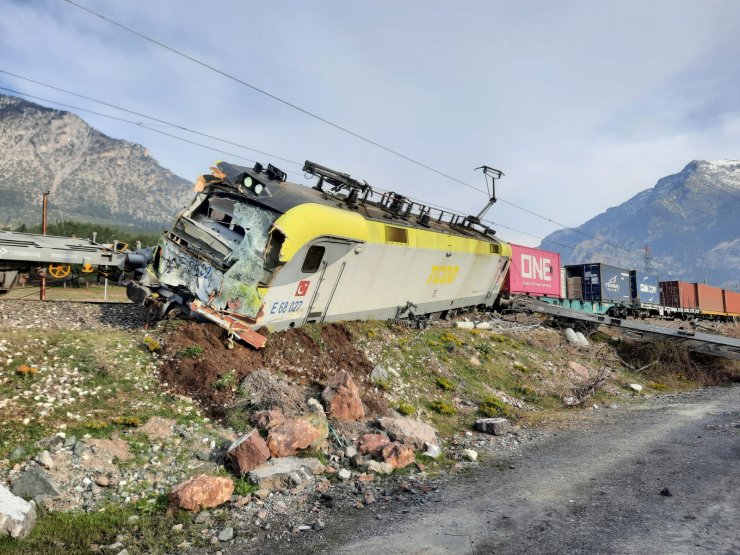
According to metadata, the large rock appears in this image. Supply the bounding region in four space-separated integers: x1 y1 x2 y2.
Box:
248 457 325 491
227 429 271 475
381 442 415 469
0 485 36 539
10 466 59 500
358 433 391 458
474 418 511 436
322 370 365 421
267 419 320 457
250 409 285 431
378 417 438 449
168 474 234 512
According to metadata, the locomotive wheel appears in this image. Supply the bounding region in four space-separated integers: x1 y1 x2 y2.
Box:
48 264 71 279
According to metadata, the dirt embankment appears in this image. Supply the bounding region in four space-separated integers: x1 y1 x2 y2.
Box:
159 322 388 419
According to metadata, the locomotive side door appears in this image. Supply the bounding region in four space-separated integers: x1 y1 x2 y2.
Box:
301 239 353 324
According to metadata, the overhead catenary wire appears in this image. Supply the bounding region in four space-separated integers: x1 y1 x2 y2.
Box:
60 0 655 262
0 68 301 167
0 86 300 180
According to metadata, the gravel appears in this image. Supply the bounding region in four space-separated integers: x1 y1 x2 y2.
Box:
0 299 146 330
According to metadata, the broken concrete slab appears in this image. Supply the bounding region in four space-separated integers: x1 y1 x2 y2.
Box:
475 417 511 436
248 457 325 491
0 484 37 539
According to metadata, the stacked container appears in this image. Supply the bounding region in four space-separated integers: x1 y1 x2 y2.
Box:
629 270 660 305
724 290 740 316
566 263 632 303
660 281 698 309
696 284 725 314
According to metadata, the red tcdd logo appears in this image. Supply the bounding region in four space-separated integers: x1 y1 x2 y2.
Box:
295 280 310 297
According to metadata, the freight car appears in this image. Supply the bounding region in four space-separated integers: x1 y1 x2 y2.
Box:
126 160 512 347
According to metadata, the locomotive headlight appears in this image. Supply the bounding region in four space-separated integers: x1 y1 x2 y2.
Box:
254 183 264 194
243 176 253 187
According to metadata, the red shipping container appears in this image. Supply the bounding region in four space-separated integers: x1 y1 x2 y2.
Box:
724 290 740 315
660 281 698 309
696 284 724 313
502 244 561 297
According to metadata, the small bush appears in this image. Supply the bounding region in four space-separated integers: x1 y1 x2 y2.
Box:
513 362 528 372
179 345 204 359
397 401 416 416
375 379 391 391
214 370 237 390
430 399 457 415
436 376 455 391
232 477 258 496
16 364 38 376
142 336 161 352
440 332 463 346
478 396 512 418
111 416 142 427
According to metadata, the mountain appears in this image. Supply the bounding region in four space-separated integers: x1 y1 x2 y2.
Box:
0 94 193 229
539 160 740 289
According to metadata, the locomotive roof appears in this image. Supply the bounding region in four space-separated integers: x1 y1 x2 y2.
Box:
211 161 502 244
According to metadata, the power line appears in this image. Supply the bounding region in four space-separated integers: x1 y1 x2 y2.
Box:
0 68 301 167
0 86 299 178
60 0 650 260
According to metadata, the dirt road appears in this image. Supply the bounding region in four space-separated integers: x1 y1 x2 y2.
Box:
257 386 739 555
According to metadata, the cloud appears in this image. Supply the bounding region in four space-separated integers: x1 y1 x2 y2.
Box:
1 0 739 251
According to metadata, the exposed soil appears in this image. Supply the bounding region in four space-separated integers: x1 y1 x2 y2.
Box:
159 321 388 419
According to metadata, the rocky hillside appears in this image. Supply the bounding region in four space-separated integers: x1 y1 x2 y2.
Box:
540 160 740 289
0 94 193 229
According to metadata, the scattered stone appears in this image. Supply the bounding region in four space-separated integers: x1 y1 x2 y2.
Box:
660 488 673 497
322 370 365 421
370 365 388 383
171 523 183 532
227 429 271 475
267 419 319 457
629 383 644 393
8 447 25 461
313 519 325 530
63 436 77 448
358 433 390 458
139 416 176 440
10 467 59 500
345 445 358 458
168 474 234 512
194 511 211 524
95 476 111 488
218 527 234 541
567 361 591 380
463 449 478 462
337 469 352 481
0 484 36 539
475 417 511 436
250 410 285 431
423 443 441 459
105 542 124 551
248 457 325 491
35 450 55 470
35 435 64 451
86 438 132 462
469 356 481 367
297 525 311 531
254 489 270 500
378 417 438 449
382 442 415 469
366 461 394 475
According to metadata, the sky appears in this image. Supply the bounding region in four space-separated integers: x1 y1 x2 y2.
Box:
1 0 739 247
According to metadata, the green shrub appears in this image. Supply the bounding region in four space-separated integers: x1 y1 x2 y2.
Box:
430 399 457 415
397 401 416 416
179 345 204 359
436 376 455 391
478 396 512 418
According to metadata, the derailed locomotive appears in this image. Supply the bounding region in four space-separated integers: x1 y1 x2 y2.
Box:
127 161 512 347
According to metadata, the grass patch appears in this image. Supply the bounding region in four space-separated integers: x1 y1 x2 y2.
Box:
233 476 259 496
214 369 237 390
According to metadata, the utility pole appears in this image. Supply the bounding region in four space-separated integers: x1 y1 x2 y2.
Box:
40 191 49 301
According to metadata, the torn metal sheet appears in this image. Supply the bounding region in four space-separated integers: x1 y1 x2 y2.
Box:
190 300 267 349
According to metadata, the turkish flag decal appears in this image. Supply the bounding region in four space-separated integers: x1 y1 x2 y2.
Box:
295 280 310 297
